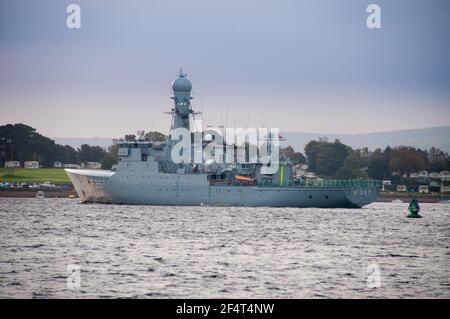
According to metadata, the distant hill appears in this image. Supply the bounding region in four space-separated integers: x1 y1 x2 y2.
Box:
281 126 450 153
53 126 450 153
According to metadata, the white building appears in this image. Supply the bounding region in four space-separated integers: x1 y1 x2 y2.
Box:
410 171 428 179
428 172 441 179
441 171 450 182
293 164 308 179
441 186 450 193
5 160 20 168
82 162 102 170
53 161 63 168
429 181 441 188
24 161 39 169
418 185 429 193
397 185 407 192
381 180 391 192
63 163 81 169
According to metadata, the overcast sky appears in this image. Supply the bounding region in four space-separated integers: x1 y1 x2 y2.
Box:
0 0 449 138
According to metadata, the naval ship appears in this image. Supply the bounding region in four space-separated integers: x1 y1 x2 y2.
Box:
66 70 381 208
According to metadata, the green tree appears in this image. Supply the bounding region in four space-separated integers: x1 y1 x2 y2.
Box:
78 144 107 163
305 139 351 177
427 147 448 171
64 145 78 163
335 151 366 179
304 140 320 172
368 148 389 179
101 144 118 170
280 146 306 165
0 123 57 167
124 134 136 142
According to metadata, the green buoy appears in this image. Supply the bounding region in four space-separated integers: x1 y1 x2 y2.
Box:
407 198 422 218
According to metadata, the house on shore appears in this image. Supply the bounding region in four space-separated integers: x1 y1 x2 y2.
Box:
441 186 450 193
24 161 39 169
418 185 429 193
441 171 450 182
63 163 81 169
81 162 102 170
53 161 63 168
5 160 20 168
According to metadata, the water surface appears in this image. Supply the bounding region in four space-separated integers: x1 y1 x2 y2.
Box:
0 198 449 298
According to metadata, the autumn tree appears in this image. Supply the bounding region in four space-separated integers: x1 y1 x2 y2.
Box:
427 147 448 171
388 146 426 175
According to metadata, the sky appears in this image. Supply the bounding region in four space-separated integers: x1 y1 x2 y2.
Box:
0 0 449 138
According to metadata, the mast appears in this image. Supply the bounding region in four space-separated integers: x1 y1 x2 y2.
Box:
170 68 193 131
163 69 195 171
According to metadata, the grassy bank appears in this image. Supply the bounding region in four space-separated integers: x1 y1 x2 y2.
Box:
0 168 71 184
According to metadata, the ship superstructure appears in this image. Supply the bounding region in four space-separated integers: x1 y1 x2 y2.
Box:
66 70 381 207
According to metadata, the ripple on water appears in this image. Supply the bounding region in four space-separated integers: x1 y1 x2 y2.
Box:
0 199 449 298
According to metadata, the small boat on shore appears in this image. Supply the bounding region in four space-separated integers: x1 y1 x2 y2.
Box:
35 191 45 199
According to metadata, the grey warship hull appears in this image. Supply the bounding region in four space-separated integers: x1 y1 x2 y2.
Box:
66 169 380 208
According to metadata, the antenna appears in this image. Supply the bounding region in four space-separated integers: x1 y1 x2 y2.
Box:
225 93 229 128
220 96 223 127
246 103 252 129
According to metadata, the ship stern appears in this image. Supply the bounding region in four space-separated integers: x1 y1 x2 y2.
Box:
345 186 381 208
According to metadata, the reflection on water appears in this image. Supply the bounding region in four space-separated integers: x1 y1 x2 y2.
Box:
0 198 449 298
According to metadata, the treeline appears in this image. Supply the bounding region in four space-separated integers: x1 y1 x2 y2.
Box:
0 124 167 170
2 124 450 178
304 138 450 180
0 124 117 168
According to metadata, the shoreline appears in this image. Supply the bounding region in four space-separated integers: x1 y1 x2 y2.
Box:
0 188 78 198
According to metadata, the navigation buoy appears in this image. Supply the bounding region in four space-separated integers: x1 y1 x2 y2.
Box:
407 198 422 218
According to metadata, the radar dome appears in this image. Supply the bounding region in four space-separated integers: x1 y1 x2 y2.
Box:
172 69 192 92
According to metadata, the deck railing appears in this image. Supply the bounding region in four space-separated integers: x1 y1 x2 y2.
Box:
255 179 382 188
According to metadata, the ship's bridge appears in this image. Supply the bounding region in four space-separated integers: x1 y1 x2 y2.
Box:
117 140 165 163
